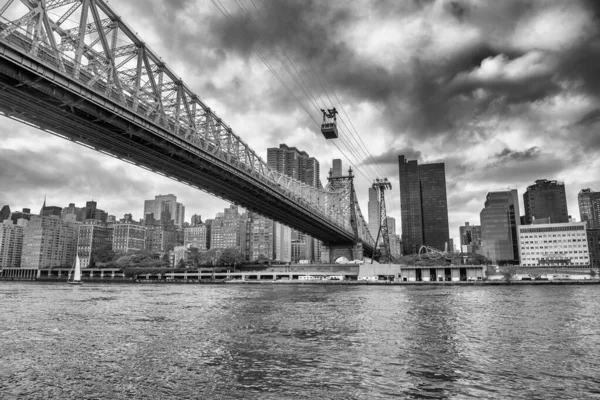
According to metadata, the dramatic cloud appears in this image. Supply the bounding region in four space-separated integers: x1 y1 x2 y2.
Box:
1 0 600 244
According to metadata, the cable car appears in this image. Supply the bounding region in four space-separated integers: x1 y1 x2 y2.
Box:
320 108 338 139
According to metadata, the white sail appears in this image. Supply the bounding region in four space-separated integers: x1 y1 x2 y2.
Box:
73 256 81 282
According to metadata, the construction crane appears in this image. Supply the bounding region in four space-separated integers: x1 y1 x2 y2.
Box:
371 178 392 264
320 108 338 139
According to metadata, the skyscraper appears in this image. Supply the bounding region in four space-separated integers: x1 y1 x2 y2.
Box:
210 205 243 250
459 222 482 253
190 214 203 226
523 179 568 224
0 205 10 223
267 144 320 260
332 159 342 178
479 190 520 264
398 155 449 254
367 187 380 239
386 217 396 235
21 216 80 269
266 144 322 188
0 219 25 268
578 189 600 228
144 194 185 228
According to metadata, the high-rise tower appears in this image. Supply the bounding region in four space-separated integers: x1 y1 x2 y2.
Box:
523 179 568 224
578 189 600 228
267 144 321 261
143 194 185 228
266 144 322 188
479 190 520 264
398 155 449 254
367 187 380 239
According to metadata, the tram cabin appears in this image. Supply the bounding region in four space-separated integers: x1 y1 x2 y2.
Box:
321 122 338 139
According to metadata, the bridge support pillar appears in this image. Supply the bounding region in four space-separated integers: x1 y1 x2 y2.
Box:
320 243 364 263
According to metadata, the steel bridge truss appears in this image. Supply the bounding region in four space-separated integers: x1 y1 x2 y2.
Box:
0 0 375 251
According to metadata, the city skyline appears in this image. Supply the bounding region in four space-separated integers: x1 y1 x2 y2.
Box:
1 1 600 247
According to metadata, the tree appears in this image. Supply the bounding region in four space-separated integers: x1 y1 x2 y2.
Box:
199 249 220 266
92 243 115 264
177 258 186 269
189 247 201 268
590 269 598 279
218 247 244 268
502 266 517 283
256 254 270 264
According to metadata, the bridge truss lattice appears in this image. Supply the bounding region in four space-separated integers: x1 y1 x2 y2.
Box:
0 0 375 250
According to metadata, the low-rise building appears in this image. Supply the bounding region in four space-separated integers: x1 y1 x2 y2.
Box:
518 221 589 268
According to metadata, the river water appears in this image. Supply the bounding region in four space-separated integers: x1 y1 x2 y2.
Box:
1 282 599 399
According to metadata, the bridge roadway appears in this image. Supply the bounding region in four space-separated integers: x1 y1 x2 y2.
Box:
0 35 374 255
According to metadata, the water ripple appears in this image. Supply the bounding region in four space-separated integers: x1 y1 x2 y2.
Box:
0 283 599 399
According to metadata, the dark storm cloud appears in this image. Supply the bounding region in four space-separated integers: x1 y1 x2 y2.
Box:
478 150 570 186
492 146 541 164
109 0 593 150
575 109 600 126
364 147 423 166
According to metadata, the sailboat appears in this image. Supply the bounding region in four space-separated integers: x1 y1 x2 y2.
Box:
68 256 83 285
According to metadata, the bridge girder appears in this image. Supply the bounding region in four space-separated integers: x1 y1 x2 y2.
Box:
0 0 376 254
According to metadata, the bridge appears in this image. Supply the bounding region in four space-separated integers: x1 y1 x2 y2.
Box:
0 0 377 260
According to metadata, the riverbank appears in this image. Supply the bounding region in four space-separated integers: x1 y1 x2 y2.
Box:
1 277 599 285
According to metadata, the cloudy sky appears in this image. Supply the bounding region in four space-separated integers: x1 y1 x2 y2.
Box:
1 0 600 245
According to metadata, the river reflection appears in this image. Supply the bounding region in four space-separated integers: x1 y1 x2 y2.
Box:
0 283 599 399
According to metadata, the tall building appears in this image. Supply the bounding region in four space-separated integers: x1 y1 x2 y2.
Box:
386 217 396 235
112 222 146 253
190 214 203 226
77 221 113 267
247 213 275 261
10 208 32 224
459 222 482 253
332 159 342 178
0 205 11 223
83 200 108 222
586 228 600 269
210 205 242 250
21 216 80 269
267 144 318 260
389 233 402 258
62 203 83 222
274 222 292 262
479 190 520 264
518 221 589 268
398 155 450 254
61 201 107 223
41 205 62 218
266 144 322 188
144 194 185 228
184 225 208 250
367 187 380 239
0 219 26 268
523 179 568 224
578 189 600 228
145 226 176 254
291 239 307 263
